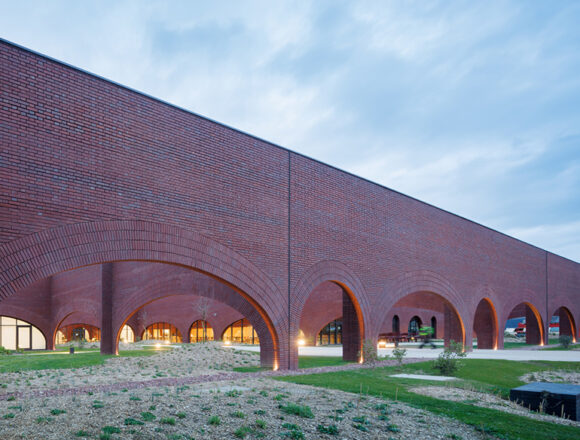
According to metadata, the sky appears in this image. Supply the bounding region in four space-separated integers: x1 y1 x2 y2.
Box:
2 1 579 262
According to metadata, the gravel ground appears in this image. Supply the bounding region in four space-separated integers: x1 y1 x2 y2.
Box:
0 377 489 440
0 343 572 439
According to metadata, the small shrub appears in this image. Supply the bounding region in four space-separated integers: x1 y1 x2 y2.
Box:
141 411 156 421
387 423 400 432
254 409 266 415
279 403 314 418
129 396 141 401
256 419 266 429
226 389 242 397
2 413 15 419
559 334 573 349
176 412 186 419
124 417 144 426
208 415 221 425
50 409 66 415
74 430 90 437
317 424 339 435
280 429 305 439
392 347 407 366
282 423 300 430
432 340 466 375
160 417 176 425
234 425 253 438
92 401 104 409
102 426 121 434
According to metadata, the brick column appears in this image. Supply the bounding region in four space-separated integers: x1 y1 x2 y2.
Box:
525 306 542 345
473 302 495 349
100 263 116 355
558 308 573 339
342 290 361 362
444 303 463 348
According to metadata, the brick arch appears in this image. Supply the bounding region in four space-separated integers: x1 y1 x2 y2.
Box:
117 288 274 366
503 298 545 346
291 260 371 368
473 297 499 349
549 305 577 343
377 270 467 345
0 220 283 367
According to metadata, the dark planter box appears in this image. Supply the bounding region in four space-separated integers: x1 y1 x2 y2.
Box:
510 382 580 421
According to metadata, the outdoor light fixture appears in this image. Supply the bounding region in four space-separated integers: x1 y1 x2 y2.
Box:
155 343 161 349
297 339 305 346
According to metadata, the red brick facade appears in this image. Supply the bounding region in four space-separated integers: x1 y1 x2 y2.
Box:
1 39 579 369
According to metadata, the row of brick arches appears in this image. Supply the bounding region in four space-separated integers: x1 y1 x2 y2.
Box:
0 223 576 369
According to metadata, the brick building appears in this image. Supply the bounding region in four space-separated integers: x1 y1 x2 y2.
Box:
1 39 578 369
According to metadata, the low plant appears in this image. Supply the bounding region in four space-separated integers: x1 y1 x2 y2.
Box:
279 403 314 418
208 415 221 425
102 426 121 434
160 417 176 425
392 347 407 366
230 410 245 418
141 411 156 421
317 424 339 435
50 408 66 415
432 340 466 375
234 425 253 438
74 430 90 437
255 419 266 429
124 417 144 426
0 346 11 356
559 335 573 349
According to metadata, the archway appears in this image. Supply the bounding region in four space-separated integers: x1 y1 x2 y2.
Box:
292 262 371 368
0 221 284 369
377 271 467 349
381 291 465 347
56 323 101 343
473 298 498 349
119 324 135 343
504 302 544 346
550 306 576 343
392 315 400 334
408 316 422 338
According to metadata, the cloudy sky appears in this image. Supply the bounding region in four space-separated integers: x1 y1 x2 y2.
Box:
2 1 579 262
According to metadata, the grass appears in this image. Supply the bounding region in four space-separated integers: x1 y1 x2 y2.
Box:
277 359 580 440
0 348 167 373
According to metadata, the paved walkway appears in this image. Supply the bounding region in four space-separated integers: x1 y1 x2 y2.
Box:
232 344 580 362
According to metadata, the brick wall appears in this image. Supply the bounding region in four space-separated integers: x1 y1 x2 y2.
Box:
1 39 579 368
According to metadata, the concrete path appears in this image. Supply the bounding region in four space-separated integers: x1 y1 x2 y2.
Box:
231 344 580 362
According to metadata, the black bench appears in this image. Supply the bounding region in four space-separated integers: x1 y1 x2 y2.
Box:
510 382 580 420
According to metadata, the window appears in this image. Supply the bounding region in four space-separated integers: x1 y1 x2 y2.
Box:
189 320 214 343
222 319 259 344
143 322 182 343
0 316 46 350
317 318 342 345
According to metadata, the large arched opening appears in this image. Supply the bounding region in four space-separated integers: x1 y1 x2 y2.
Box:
382 291 465 347
292 262 371 368
504 302 544 346
550 306 577 343
0 221 284 369
473 298 498 349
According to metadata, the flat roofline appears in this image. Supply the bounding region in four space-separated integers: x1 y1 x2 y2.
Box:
1 37 577 265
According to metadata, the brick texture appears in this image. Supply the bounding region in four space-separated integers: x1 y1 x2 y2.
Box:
1 40 579 369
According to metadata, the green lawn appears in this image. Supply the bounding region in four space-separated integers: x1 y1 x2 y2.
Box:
0 347 168 373
277 359 580 440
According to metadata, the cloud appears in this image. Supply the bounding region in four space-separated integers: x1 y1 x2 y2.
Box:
1 0 579 261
